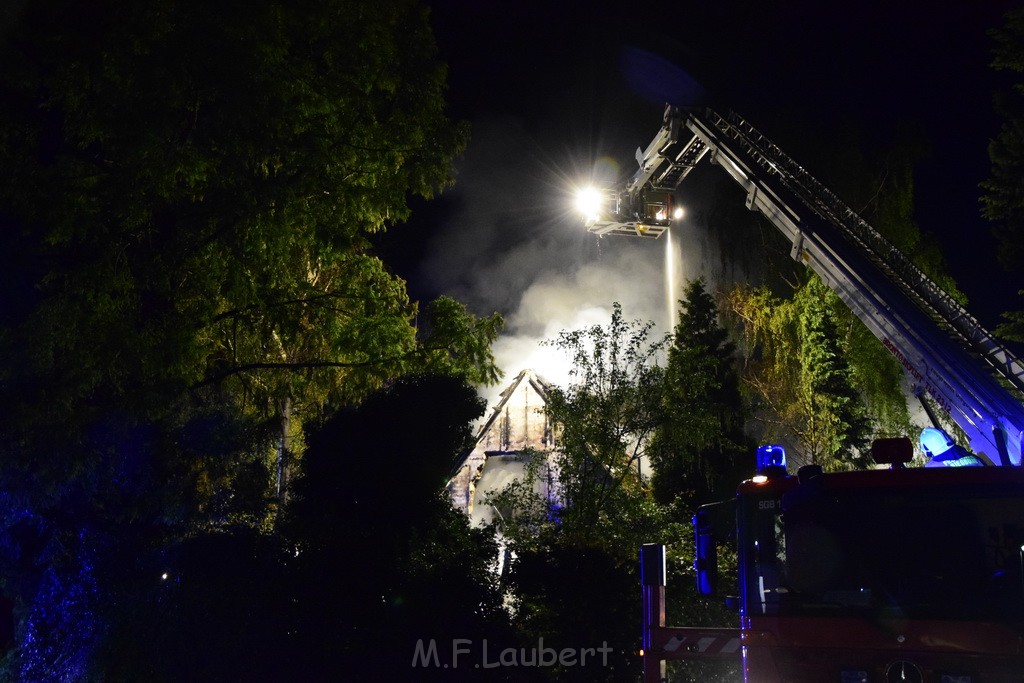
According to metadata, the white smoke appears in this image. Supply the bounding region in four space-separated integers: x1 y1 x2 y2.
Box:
418 116 749 413
492 242 672 388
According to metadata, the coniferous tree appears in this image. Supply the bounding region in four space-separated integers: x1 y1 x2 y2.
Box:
650 279 749 506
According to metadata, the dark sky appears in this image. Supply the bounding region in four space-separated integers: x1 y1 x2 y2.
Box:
388 0 1023 379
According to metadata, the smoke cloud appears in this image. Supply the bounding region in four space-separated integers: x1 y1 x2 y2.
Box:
418 115 758 410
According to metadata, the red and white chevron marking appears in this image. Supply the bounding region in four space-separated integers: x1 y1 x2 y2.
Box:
652 627 742 660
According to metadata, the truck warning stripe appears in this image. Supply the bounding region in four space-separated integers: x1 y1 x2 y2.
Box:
655 628 742 660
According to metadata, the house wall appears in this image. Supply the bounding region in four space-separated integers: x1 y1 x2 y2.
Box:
447 370 557 522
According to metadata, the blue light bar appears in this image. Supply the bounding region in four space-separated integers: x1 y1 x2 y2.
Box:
756 444 787 475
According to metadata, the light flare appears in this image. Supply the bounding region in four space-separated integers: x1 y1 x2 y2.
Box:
573 185 605 225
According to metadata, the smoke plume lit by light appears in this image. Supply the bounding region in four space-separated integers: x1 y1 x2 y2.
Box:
417 116 750 415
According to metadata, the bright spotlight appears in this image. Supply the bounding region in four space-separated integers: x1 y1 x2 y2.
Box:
673 206 684 220
574 186 605 224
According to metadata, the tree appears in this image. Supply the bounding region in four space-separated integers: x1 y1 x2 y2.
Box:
0 0 500 478
538 303 667 542
983 6 1024 272
650 279 750 506
0 0 504 511
282 375 514 681
88 376 513 680
487 305 737 682
982 7 1024 341
0 0 501 674
716 121 944 468
728 276 874 470
794 278 873 466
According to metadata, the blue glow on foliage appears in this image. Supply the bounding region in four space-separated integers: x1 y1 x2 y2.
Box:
18 531 99 681
546 502 564 526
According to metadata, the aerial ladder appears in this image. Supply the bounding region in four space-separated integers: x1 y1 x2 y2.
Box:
584 105 1024 468
584 106 1024 682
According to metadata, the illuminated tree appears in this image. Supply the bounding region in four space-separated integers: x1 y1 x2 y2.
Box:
650 279 750 506
486 305 738 682
728 277 873 470
537 303 667 542
0 0 500 675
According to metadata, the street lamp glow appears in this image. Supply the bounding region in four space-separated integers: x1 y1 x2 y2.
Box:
673 206 684 220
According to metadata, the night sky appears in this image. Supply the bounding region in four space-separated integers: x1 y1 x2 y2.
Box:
384 0 1024 381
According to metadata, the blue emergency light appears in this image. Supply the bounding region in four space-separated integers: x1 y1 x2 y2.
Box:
756 444 787 476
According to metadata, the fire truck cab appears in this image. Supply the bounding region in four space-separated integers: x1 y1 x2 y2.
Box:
687 441 1024 681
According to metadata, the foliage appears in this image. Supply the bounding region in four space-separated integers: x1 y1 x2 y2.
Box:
727 276 876 470
0 0 503 674
997 307 1024 343
983 7 1024 340
488 305 740 682
710 124 943 467
650 279 751 507
0 0 501 465
283 375 512 680
664 529 744 683
715 117 961 467
286 375 487 543
504 540 645 682
93 376 512 680
983 6 1024 273
538 303 668 543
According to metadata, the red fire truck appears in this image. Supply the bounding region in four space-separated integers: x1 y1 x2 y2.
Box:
580 107 1024 681
643 440 1024 682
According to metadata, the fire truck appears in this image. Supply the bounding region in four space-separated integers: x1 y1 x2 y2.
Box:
580 106 1024 681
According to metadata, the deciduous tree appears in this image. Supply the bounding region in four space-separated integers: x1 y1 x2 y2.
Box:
0 0 501 674
727 277 874 470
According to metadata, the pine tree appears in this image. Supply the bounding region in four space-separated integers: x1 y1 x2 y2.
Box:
651 279 749 506
794 278 872 468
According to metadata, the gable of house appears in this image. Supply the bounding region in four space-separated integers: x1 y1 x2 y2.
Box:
447 369 558 526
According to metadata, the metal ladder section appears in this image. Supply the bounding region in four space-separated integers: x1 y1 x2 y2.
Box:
651 135 709 191
702 108 1024 397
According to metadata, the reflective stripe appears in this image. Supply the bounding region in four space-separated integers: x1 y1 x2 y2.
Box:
661 634 741 655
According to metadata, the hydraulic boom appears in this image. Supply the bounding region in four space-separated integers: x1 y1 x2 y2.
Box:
586 105 1024 466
